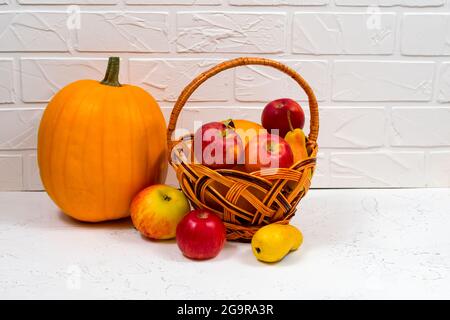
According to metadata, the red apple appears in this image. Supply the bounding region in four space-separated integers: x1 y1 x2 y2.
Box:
193 122 244 170
261 98 305 138
176 209 226 260
244 133 294 173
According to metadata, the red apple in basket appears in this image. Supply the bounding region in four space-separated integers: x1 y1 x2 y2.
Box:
193 121 244 169
176 209 226 260
261 98 305 138
244 133 294 173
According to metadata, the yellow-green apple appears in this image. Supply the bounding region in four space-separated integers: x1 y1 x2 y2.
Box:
261 98 305 138
130 184 190 240
193 121 244 169
244 133 294 173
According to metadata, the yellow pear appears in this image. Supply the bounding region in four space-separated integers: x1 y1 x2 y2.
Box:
251 224 303 263
284 111 309 164
284 111 311 186
285 127 309 164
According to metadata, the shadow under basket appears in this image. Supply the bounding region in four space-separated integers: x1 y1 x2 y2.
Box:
166 57 320 242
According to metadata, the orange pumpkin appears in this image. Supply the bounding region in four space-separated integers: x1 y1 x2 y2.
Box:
37 57 168 222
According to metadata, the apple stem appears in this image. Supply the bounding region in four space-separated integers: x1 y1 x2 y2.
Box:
287 110 294 132
197 212 209 219
224 119 235 129
163 195 171 201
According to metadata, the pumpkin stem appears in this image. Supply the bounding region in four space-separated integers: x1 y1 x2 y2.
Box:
101 57 121 87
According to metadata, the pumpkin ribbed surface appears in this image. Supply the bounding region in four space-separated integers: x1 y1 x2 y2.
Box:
38 58 167 222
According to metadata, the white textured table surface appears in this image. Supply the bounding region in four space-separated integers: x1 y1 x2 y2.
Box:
1 189 450 300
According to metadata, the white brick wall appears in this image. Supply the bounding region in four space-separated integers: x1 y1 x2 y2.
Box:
21 58 109 102
330 151 425 188
0 12 70 52
438 62 450 102
332 61 435 101
77 12 169 52
390 107 450 147
318 107 386 148
0 1 449 190
0 109 42 149
176 12 287 53
0 59 14 103
335 0 445 6
292 13 396 54
401 13 450 56
235 60 329 102
129 59 232 102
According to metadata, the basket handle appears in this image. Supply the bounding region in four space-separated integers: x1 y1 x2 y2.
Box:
167 57 319 151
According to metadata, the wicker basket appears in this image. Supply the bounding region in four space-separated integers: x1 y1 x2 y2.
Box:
167 57 319 241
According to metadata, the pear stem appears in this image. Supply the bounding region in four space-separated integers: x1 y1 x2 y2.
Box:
287 110 294 132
